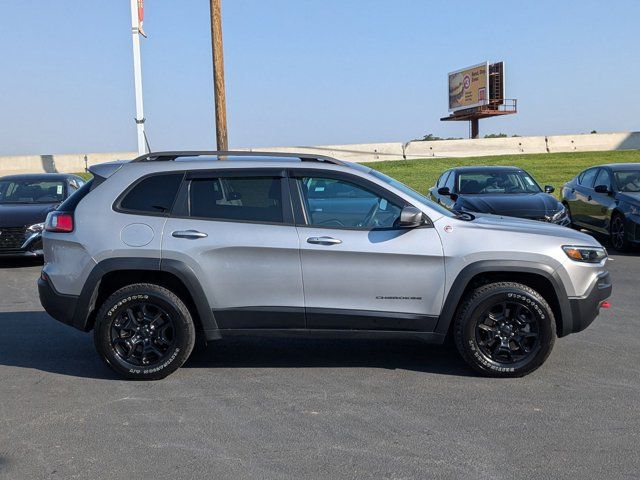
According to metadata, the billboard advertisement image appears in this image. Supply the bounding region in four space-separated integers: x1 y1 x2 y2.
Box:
448 62 489 112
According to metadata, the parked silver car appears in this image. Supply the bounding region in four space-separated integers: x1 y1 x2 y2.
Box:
38 152 612 380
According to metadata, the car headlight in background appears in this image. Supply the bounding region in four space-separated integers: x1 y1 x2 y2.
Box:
26 223 45 234
551 204 568 222
562 245 607 263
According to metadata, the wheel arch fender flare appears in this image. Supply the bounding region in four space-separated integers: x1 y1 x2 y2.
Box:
434 260 572 337
73 257 217 333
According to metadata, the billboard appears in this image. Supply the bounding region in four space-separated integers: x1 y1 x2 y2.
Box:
448 62 489 112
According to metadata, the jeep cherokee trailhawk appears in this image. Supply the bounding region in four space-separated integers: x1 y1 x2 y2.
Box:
38 151 612 380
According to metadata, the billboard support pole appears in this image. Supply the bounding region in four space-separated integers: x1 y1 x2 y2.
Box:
129 0 147 155
471 119 479 139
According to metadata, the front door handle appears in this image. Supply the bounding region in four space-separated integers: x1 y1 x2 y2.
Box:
307 236 342 246
172 230 208 239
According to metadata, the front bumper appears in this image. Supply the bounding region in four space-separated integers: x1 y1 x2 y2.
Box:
0 232 43 257
565 271 612 335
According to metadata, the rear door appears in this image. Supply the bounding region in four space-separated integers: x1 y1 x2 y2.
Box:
290 169 445 332
162 169 305 329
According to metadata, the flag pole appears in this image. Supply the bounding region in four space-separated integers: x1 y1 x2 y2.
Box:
130 0 147 155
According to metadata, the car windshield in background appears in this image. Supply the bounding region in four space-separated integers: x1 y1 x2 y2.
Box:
457 171 541 194
0 180 66 204
367 168 456 218
614 171 640 192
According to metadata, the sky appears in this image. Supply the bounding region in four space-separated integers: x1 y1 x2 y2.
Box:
0 0 638 156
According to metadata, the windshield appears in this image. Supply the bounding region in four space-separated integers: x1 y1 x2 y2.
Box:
614 170 640 192
457 170 541 194
366 168 456 218
0 179 66 204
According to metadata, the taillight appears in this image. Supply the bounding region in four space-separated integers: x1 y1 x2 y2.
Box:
45 212 74 233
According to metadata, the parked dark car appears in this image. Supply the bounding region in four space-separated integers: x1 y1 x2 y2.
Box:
562 163 640 250
0 173 85 256
428 166 569 225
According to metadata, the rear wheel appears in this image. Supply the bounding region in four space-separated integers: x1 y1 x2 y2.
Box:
610 213 628 251
94 283 195 380
454 282 556 377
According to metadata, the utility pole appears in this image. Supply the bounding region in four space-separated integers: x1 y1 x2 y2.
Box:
209 0 229 151
130 0 147 155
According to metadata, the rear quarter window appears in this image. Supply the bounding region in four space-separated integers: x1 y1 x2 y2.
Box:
117 173 184 215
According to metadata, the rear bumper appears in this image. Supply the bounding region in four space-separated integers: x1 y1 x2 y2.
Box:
565 271 612 335
38 273 79 328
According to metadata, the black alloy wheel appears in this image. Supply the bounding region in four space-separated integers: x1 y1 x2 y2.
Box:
475 301 540 365
110 302 175 366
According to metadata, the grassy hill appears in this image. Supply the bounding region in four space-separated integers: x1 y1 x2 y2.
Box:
362 150 640 198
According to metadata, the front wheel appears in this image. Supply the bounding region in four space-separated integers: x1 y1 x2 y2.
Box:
610 214 629 251
453 282 556 377
93 283 195 380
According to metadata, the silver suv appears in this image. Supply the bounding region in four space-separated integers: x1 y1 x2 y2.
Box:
38 152 612 380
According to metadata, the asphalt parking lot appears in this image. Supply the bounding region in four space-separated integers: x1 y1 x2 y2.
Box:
0 248 639 480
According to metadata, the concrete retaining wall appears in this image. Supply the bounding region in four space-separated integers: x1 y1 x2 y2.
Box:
1 132 639 176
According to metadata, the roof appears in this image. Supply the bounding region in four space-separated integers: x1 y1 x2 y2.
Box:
0 173 81 181
131 150 346 166
449 166 523 173
89 150 361 179
599 163 640 171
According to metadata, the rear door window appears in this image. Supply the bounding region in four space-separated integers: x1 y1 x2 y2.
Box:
118 173 184 215
579 168 598 188
437 171 450 188
593 169 611 190
188 176 284 224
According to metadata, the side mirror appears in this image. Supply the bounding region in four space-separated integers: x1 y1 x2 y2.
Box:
398 205 424 228
438 187 451 196
544 185 555 194
594 184 611 194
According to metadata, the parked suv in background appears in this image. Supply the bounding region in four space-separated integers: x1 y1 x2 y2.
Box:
38 152 612 380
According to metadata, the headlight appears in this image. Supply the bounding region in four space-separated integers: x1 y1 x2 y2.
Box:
562 245 607 263
27 222 45 234
551 204 567 221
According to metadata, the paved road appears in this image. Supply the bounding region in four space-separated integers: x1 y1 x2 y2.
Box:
0 251 638 480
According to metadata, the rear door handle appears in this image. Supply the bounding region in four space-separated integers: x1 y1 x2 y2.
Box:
172 230 208 239
307 236 342 246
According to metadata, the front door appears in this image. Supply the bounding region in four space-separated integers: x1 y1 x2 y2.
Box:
162 169 305 329
291 171 445 332
589 168 615 232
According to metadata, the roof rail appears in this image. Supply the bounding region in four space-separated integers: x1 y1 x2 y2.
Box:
131 150 344 165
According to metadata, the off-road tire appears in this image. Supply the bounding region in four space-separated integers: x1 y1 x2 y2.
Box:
453 282 556 377
94 283 195 380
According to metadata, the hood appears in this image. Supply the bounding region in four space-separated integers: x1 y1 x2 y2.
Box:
465 212 599 244
455 193 562 219
0 203 57 227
